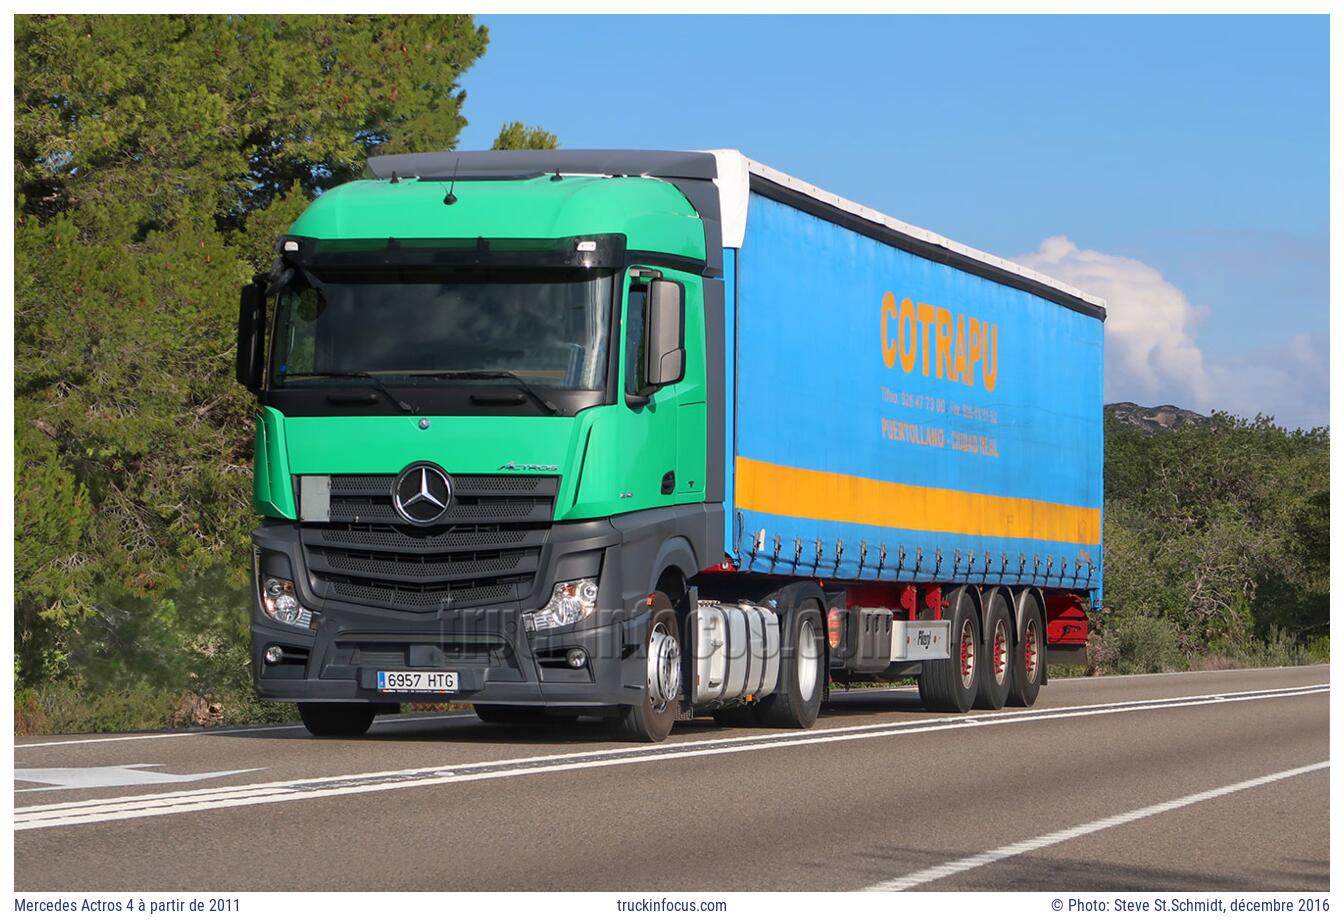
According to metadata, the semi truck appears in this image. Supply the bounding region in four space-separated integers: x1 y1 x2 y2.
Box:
236 149 1104 742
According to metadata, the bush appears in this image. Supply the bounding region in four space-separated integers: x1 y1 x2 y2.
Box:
1089 615 1187 675
15 682 296 736
1194 627 1330 670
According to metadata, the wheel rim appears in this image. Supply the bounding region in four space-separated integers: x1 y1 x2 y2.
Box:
992 620 1009 685
959 619 976 690
797 618 821 699
647 622 682 713
1023 620 1040 683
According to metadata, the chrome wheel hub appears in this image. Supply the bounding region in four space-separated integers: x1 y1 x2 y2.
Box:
647 623 682 712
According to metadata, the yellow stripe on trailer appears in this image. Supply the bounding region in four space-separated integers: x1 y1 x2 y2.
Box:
735 456 1101 546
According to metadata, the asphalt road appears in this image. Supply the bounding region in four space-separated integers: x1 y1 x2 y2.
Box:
13 665 1329 892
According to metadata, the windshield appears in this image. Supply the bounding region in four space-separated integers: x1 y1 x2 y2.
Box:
268 269 613 391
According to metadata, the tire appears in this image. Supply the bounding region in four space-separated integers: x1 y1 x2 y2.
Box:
755 599 825 729
298 702 377 738
1008 593 1045 707
607 592 682 742
974 591 1014 710
917 587 980 713
474 705 579 724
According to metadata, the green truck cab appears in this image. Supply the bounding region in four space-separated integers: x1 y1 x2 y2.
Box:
239 152 728 742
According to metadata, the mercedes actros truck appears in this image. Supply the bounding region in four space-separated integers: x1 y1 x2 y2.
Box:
237 149 1104 741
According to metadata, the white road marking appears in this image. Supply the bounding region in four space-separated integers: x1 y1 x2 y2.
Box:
864 760 1330 891
17 667 1324 747
829 663 1327 693
14 683 1326 831
15 764 264 791
14 711 478 749
1051 663 1327 683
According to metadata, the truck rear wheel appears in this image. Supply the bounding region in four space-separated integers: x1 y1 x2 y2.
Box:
1008 595 1045 707
974 592 1014 710
755 599 825 729
917 588 980 713
607 593 681 743
298 702 377 738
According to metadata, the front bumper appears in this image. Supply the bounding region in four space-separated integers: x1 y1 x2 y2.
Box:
250 519 653 708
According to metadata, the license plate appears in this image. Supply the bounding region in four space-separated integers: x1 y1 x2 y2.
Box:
376 670 458 693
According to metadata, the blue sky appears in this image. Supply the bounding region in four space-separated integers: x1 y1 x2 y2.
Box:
457 15 1329 427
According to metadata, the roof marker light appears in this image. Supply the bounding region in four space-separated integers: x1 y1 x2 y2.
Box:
283 240 299 252
576 241 597 253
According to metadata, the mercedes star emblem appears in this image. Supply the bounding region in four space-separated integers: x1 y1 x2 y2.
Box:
392 463 453 526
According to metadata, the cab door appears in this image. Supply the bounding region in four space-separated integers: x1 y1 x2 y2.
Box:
615 266 702 507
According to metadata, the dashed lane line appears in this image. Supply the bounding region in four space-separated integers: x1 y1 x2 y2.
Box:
15 683 1326 831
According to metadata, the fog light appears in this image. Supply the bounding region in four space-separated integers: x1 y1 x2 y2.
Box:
566 648 587 669
263 645 284 665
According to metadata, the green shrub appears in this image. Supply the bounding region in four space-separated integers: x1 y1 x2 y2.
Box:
15 682 297 736
1090 615 1187 675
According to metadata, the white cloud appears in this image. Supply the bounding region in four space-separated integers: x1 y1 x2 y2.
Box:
1015 236 1328 429
1206 333 1329 430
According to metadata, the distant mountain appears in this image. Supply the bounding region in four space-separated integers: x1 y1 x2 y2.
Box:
1106 402 1210 433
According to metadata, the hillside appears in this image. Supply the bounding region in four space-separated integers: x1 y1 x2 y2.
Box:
1107 401 1210 433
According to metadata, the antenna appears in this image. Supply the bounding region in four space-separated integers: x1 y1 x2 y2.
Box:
443 157 460 205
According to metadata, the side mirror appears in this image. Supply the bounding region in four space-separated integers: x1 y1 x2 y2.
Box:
644 279 684 390
236 281 267 394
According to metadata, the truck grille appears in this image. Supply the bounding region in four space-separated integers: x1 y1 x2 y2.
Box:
299 474 558 613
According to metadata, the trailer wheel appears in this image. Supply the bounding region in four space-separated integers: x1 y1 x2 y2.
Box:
1008 595 1045 707
755 599 825 729
917 588 980 713
298 703 377 738
974 592 1014 710
607 592 682 743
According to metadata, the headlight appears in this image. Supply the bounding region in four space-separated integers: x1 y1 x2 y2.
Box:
524 578 599 632
260 576 313 628
254 550 314 629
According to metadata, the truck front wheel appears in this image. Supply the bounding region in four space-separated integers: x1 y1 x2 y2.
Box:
607 593 682 743
298 702 377 738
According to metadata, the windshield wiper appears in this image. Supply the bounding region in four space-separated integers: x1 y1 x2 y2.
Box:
281 372 416 414
407 370 560 416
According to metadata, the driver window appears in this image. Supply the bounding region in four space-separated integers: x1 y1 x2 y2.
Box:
624 285 648 396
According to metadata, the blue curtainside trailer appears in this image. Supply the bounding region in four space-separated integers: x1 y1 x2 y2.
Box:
698 151 1105 717
723 166 1104 605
